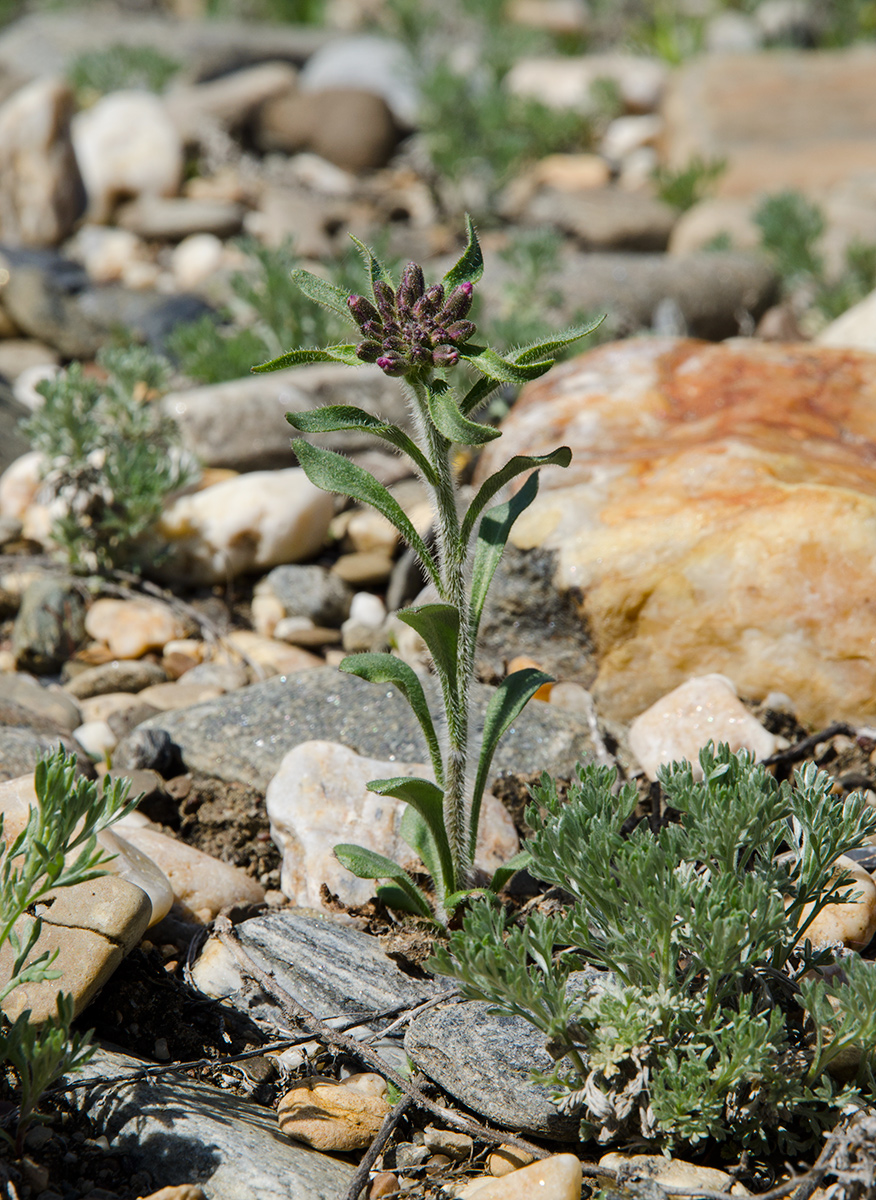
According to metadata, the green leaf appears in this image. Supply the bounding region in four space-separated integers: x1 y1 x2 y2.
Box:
339 653 444 786
443 214 484 288
290 268 354 322
460 376 502 417
460 346 553 385
469 471 540 635
287 405 436 483
252 345 361 373
512 317 605 365
400 807 448 896
489 849 533 894
292 439 440 589
334 844 433 918
368 776 453 889
349 235 393 291
469 669 554 863
460 448 571 548
397 604 459 690
376 884 435 919
425 382 501 446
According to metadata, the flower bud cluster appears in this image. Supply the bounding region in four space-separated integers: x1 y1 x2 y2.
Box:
348 263 476 377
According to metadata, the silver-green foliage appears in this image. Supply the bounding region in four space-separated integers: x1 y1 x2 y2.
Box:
431 744 876 1151
21 346 199 573
0 749 138 1142
253 218 601 924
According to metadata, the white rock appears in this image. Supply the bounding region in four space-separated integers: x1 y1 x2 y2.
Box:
341 591 388 653
705 10 763 52
79 691 151 725
85 597 184 660
72 90 183 223
154 468 334 585
797 856 876 951
344 508 398 554
454 1154 582 1200
601 114 663 163
629 674 777 781
816 287 876 352
299 35 419 126
598 1154 750 1198
221 630 323 677
70 224 148 284
0 450 44 520
348 591 386 628
170 232 225 290
266 741 519 909
12 363 60 411
505 53 667 115
73 719 117 760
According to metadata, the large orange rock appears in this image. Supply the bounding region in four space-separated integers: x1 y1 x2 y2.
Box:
476 337 876 726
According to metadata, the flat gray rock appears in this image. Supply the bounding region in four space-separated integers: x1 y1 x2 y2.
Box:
117 666 596 791
70 1047 353 1200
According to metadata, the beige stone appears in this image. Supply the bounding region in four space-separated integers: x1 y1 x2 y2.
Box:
85 598 184 660
454 1153 582 1199
80 691 151 724
138 1187 208 1200
817 286 876 353
137 680 226 711
475 337 876 727
668 196 759 256
423 1125 474 1161
598 1153 749 1197
797 856 876 951
222 630 322 677
278 1072 390 1151
488 1144 537 1177
0 450 43 521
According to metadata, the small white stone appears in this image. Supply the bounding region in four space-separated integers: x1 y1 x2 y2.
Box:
70 224 147 284
252 591 286 638
12 364 60 412
0 451 45 520
798 856 876 951
348 591 386 628
454 1153 582 1200
170 232 225 291
600 114 663 163
73 719 117 760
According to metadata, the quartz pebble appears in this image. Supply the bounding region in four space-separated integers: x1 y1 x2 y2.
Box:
629 674 777 780
73 719 117 760
798 855 876 951
598 1153 750 1198
222 630 323 677
85 598 184 661
453 1153 582 1199
341 591 387 653
278 1073 391 1151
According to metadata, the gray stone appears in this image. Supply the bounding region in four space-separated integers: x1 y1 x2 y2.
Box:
512 187 677 252
116 666 596 792
12 575 87 675
116 197 245 242
256 88 400 173
0 375 35 476
263 564 352 627
112 727 180 777
162 362 412 474
0 725 86 783
63 659 168 700
0 672 81 732
69 1046 354 1200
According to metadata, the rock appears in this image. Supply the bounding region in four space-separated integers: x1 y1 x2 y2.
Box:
341 591 387 653
705 10 762 53
64 659 168 699
0 338 58 383
0 77 85 246
298 35 418 126
69 223 151 286
68 1046 354 1200
817 286 876 352
0 450 43 521
598 1153 750 1198
0 726 85 783
756 0 825 44
71 90 183 223
183 659 249 691
0 874 151 1024
116 196 244 241
0 672 81 732
405 1001 577 1139
668 196 760 256
798 856 876 951
12 575 87 674
474 337 876 727
244 183 341 258
506 53 667 114
331 549 395 586
73 719 117 760
136 680 226 711
422 1126 474 1161
117 666 597 792
600 114 663 164
153 468 334 586
112 727 180 777
505 155 611 212
164 60 298 142
273 618 341 648
113 815 265 922
454 1154 582 1200
222 630 323 678
343 508 399 555
266 741 519 909
170 232 225 291
661 47 876 197
79 691 153 726
629 675 777 781
278 1073 391 1151
509 185 677 252
488 1145 537 1177
84 598 184 661
0 381 34 479
256 87 399 172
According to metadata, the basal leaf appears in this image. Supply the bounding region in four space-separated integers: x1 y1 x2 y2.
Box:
339 653 444 785
376 884 434 919
349 235 393 291
287 405 436 482
512 317 605 365
443 214 484 288
368 775 453 889
252 345 361 373
489 849 533 894
469 471 540 635
426 383 501 446
469 669 554 862
400 807 449 896
334 843 433 918
397 604 459 690
460 346 552 385
292 439 440 588
290 268 354 322
460 448 571 548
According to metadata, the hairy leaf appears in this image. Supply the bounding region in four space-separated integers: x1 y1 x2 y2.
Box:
349 235 393 291
367 776 453 891
334 844 433 918
287 405 435 482
396 604 459 690
252 345 361 373
289 268 354 322
460 346 552 384
469 471 540 635
461 448 571 547
512 317 605 365
426 383 501 446
443 214 485 288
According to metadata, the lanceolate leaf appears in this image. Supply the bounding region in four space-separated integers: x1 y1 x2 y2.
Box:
444 214 484 289
460 346 553 385
292 440 440 589
334 844 433 919
252 345 361 373
512 317 605 365
376 884 433 918
469 669 555 862
290 268 355 322
397 605 459 691
426 383 501 446
400 807 451 895
368 776 453 890
460 448 572 548
287 405 436 483
339 653 444 785
349 235 393 291
460 375 502 417
489 849 533 894
469 471 540 636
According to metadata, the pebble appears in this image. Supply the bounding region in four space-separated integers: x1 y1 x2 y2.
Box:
342 508 399 555
506 52 667 113
273 617 341 647
266 740 518 909
80 692 147 727
629 674 778 781
222 630 323 677
0 451 45 521
331 549 395 586
0 671 82 732
278 1072 391 1151
261 564 353 627
488 1145 537 1177
256 87 399 173
136 680 226 711
422 1126 474 1161
169 232 225 291
154 468 334 586
182 659 250 691
116 196 244 242
797 856 876 951
598 1153 750 1197
73 719 117 760
12 575 87 675
163 60 298 142
70 224 150 285
64 659 168 699
340 590 387 653
84 598 184 661
452 1154 582 1199
298 34 418 125
600 114 664 163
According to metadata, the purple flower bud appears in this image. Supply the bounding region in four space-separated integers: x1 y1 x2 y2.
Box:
361 318 383 339
437 281 474 325
396 262 425 314
444 319 476 344
411 345 433 365
376 352 408 377
356 340 382 362
413 283 445 320
373 280 398 324
348 294 380 332
432 345 460 368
